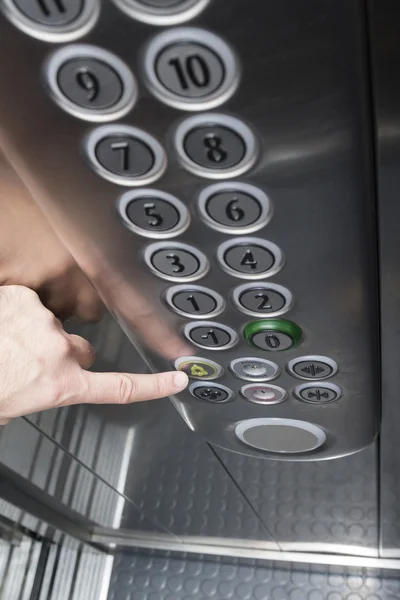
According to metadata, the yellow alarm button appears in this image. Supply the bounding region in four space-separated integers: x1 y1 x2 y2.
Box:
174 356 223 380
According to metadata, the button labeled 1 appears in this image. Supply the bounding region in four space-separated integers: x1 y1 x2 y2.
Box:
165 284 225 318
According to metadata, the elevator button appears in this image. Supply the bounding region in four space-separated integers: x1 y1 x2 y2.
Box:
287 356 338 380
165 284 225 318
14 0 83 26
45 46 136 121
144 28 238 110
230 357 279 382
118 189 189 238
241 383 287 405
145 241 208 282
189 381 234 403
235 418 326 454
174 356 223 380
112 0 209 26
184 321 238 350
217 238 284 280
244 320 302 352
294 382 341 404
174 114 257 178
233 282 294 318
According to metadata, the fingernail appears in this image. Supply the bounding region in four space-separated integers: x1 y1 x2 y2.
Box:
174 371 189 390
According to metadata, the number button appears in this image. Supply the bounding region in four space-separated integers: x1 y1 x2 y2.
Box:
232 282 294 317
165 285 225 318
112 0 209 26
144 28 238 109
118 190 189 238
85 125 166 186
45 46 136 121
244 320 302 352
174 114 258 179
184 321 238 350
198 182 272 234
4 0 99 40
145 242 208 282
217 238 284 280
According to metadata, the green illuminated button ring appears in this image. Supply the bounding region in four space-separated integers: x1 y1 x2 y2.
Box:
244 319 302 352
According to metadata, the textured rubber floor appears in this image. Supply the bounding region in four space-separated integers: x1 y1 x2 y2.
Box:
108 552 400 600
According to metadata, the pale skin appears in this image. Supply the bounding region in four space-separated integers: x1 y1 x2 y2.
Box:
0 156 189 424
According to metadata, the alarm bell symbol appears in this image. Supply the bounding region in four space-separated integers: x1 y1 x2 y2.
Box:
191 364 209 377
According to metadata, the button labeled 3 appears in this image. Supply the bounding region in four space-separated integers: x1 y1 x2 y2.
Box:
145 241 208 282
174 356 223 380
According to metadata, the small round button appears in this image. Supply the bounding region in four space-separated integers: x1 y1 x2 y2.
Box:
184 321 238 350
240 383 287 405
235 418 326 454
230 357 280 382
144 241 208 282
45 45 136 121
244 319 302 352
118 189 189 239
2 0 99 41
174 114 257 179
287 356 338 380
85 125 166 186
232 282 294 317
165 285 225 318
144 28 238 110
294 383 341 404
217 238 284 280
112 0 209 26
197 182 271 234
174 356 223 380
189 381 234 403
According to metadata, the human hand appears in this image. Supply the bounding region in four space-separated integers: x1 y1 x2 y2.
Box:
0 154 104 322
0 286 188 424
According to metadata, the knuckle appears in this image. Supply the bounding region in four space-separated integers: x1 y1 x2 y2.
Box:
116 374 135 404
152 374 169 399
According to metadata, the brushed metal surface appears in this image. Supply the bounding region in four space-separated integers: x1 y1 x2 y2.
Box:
368 0 400 558
0 0 379 460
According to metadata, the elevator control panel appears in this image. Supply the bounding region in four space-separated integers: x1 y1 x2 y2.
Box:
0 0 379 459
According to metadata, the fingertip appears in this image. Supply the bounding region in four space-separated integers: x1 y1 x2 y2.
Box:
173 371 189 391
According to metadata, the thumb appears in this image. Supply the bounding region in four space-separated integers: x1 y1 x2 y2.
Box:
79 369 188 405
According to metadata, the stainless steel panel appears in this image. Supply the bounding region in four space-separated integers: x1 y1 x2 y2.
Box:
0 0 379 461
368 0 400 558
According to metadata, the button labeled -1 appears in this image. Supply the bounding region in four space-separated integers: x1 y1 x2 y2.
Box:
184 321 238 350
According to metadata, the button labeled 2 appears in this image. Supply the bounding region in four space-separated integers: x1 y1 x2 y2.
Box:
184 321 238 350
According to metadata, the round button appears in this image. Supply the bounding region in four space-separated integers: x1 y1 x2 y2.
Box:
174 356 223 380
144 28 238 110
240 383 287 405
183 321 238 350
287 356 338 380
2 0 99 41
235 418 326 454
244 319 302 352
197 182 272 234
229 357 280 382
45 45 136 121
217 238 284 280
294 383 341 404
144 241 208 282
112 0 209 26
14 0 83 25
174 114 257 179
189 381 234 403
118 189 189 239
85 125 166 186
165 285 225 318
